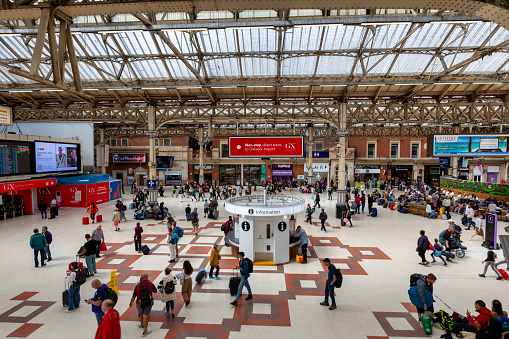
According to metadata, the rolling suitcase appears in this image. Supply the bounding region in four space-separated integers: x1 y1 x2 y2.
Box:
96 214 103 222
499 269 509 280
195 269 207 284
82 216 89 225
63 279 69 307
229 269 241 296
140 245 150 255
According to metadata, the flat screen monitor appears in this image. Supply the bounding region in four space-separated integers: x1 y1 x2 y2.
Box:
35 141 80 173
0 140 32 175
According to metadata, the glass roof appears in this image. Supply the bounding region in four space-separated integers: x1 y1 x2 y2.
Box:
0 21 506 85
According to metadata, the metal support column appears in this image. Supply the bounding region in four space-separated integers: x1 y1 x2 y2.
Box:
148 106 157 179
307 125 314 184
336 103 348 220
198 125 205 184
99 128 106 174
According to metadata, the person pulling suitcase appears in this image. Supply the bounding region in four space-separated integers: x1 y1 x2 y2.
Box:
230 252 253 306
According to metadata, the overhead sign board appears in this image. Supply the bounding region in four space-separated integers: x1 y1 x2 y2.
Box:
428 134 509 157
0 106 12 126
228 136 304 158
112 153 146 163
156 156 174 168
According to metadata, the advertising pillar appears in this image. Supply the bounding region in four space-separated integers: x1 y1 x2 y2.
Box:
199 125 204 184
148 106 156 179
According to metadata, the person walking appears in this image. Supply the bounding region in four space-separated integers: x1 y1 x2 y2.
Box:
185 204 191 221
465 204 475 230
431 238 448 266
293 226 308 264
320 258 337 310
86 279 109 324
116 200 127 222
314 193 321 208
230 252 253 306
91 225 105 258
203 199 210 218
190 208 199 235
167 229 178 263
129 274 157 337
355 195 361 214
112 208 121 231
367 194 374 214
65 262 83 312
30 228 47 268
479 244 503 280
78 234 98 276
416 230 430 266
38 199 47 220
360 194 366 213
345 204 353 227
86 202 99 224
223 216 232 246
158 268 178 317
209 242 221 279
95 299 121 339
180 260 194 307
41 226 52 262
134 222 144 253
470 213 485 241
319 208 328 233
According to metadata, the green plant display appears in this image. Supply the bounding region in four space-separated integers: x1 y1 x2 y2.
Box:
440 177 509 197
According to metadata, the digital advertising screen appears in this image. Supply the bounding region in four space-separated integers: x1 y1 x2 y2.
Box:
228 136 304 158
428 134 509 157
0 140 32 175
35 141 80 173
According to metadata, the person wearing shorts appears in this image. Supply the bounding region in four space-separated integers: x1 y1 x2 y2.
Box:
129 274 157 337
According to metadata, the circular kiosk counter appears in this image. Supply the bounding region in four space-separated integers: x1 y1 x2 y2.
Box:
224 192 305 264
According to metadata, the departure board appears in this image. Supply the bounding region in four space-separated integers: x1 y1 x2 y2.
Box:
0 141 31 175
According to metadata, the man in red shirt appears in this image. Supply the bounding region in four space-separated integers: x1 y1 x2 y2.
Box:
355 196 361 214
129 274 157 337
95 299 121 339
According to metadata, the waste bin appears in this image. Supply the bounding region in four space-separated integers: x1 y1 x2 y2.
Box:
336 203 348 226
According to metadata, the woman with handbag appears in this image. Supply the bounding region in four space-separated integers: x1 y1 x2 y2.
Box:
86 202 98 223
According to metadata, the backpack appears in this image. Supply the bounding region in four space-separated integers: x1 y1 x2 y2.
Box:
221 223 226 232
410 273 426 287
323 212 327 220
164 280 175 295
73 269 86 286
245 258 254 273
122 205 126 211
174 226 183 238
333 265 343 288
191 214 198 223
439 230 447 247
434 310 455 332
99 286 118 306
138 283 153 308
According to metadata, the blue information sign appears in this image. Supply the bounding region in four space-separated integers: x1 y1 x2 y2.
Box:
147 179 159 189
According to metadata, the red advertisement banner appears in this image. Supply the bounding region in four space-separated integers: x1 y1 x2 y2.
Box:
229 136 304 158
0 178 56 193
87 182 110 205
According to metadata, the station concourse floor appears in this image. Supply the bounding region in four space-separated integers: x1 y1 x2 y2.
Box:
0 189 507 339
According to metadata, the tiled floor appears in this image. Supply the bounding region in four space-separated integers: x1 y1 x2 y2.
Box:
1 189 507 338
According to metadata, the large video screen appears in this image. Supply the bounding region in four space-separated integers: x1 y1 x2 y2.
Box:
428 134 509 157
229 136 304 158
0 141 32 175
35 141 80 173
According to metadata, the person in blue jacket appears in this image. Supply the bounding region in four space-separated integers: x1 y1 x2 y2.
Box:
408 273 436 323
29 228 47 268
416 230 430 266
320 258 337 310
230 252 252 306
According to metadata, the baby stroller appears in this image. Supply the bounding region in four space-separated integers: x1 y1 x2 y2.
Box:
450 225 467 258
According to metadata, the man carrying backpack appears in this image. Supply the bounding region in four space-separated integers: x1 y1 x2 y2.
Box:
129 274 157 337
86 279 109 324
190 208 199 235
320 258 338 310
319 208 328 233
66 261 85 312
230 252 253 306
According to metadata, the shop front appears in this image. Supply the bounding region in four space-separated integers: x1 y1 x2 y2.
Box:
243 165 262 185
193 164 213 183
354 165 380 183
0 178 57 217
389 165 413 186
305 163 330 184
272 164 293 183
165 171 182 186
424 165 442 187
219 165 241 186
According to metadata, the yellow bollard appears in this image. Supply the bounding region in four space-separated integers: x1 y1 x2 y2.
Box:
110 270 119 295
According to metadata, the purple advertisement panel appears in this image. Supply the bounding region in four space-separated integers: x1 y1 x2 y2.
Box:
272 164 293 177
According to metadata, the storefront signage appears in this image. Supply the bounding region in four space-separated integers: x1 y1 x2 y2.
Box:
272 164 293 177
297 175 305 180
428 134 509 157
0 178 56 193
193 165 213 170
166 171 181 176
305 163 329 172
355 169 381 174
228 136 304 158
304 151 330 158
439 157 450 168
112 153 146 163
